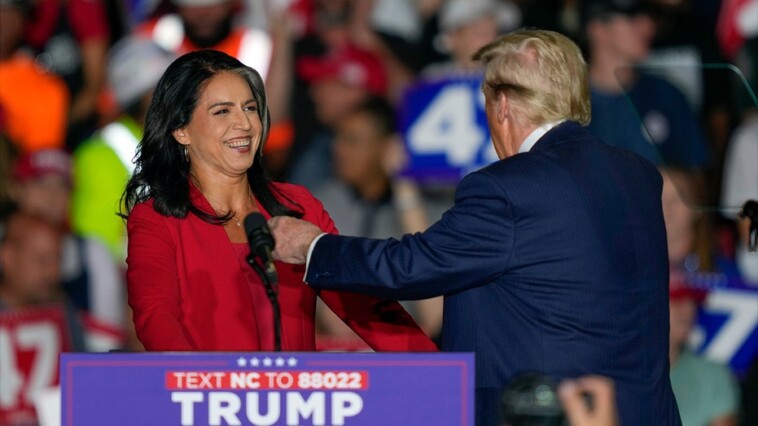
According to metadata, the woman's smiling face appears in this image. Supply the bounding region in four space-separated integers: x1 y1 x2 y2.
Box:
173 71 262 178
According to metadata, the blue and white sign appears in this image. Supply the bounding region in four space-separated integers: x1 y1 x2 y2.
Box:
399 76 498 183
687 266 758 376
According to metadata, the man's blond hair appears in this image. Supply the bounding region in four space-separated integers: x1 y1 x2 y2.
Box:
473 29 591 126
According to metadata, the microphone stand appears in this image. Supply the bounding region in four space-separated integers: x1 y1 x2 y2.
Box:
247 253 281 352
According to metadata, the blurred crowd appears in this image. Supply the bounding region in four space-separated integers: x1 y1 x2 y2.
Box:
0 0 756 425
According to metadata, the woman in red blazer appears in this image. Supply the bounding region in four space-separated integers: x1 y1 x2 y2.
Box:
122 49 436 352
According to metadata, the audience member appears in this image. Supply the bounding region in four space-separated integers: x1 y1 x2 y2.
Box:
72 36 175 263
0 211 86 425
661 166 741 425
645 0 732 204
669 279 740 426
312 96 446 343
10 149 126 348
288 42 387 189
720 114 758 285
661 167 705 270
24 0 110 150
721 35 758 285
645 0 729 115
421 0 518 78
0 0 69 153
0 212 65 309
519 0 582 40
583 0 710 169
135 0 281 97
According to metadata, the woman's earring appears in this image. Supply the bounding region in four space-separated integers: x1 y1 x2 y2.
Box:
184 145 189 162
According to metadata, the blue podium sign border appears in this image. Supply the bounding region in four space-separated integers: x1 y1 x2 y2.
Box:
61 352 474 426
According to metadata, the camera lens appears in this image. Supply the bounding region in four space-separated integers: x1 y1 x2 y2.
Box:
500 373 565 426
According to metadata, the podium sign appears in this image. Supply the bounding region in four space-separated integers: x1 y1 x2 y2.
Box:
60 352 474 426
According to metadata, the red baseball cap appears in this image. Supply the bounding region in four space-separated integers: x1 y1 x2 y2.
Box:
297 46 388 96
13 149 73 185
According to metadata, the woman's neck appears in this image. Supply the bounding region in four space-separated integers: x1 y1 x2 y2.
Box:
191 170 255 216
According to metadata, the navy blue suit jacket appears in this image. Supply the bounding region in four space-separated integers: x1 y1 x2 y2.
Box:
307 122 681 425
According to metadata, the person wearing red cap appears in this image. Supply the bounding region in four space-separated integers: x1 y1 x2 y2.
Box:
311 96 448 348
287 43 389 190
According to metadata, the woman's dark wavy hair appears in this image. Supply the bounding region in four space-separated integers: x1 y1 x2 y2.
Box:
121 49 302 222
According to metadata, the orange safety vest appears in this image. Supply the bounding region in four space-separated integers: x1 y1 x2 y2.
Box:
140 14 272 79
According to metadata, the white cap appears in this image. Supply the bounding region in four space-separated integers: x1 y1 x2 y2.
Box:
439 0 520 32
107 36 176 108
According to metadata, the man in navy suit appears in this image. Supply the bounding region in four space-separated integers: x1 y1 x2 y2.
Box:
270 29 681 425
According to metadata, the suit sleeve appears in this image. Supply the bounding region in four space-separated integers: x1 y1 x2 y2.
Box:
307 170 515 300
294 185 437 351
126 204 195 350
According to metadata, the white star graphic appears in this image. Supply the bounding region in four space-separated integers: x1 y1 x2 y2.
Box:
237 357 247 367
250 357 260 367
275 357 285 367
287 357 297 367
263 357 273 367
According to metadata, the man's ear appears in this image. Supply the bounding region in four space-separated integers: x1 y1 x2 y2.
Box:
172 127 189 145
496 92 509 124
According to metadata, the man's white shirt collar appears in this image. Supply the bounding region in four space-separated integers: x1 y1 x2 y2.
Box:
518 120 565 153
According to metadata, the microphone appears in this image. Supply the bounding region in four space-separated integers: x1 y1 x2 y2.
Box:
243 213 278 283
243 212 282 351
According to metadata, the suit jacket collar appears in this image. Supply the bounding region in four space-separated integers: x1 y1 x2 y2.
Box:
530 121 586 152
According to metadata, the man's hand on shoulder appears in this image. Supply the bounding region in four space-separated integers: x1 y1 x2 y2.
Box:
268 216 323 265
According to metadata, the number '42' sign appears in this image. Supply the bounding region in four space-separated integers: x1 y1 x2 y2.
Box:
399 76 498 183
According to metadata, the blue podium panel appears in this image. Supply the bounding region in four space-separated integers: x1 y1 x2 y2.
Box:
60 352 474 426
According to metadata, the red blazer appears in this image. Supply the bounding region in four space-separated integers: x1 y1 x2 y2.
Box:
126 181 436 352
